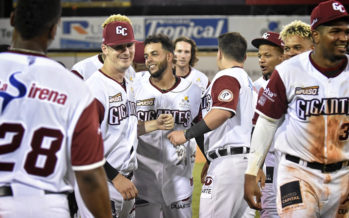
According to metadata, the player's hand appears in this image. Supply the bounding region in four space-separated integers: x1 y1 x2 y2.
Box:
257 168 265 189
157 114 174 130
244 174 262 210
200 161 209 184
167 130 187 146
112 174 138 201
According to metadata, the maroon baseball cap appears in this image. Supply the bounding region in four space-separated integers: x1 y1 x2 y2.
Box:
102 21 137 46
134 41 145 64
251 32 284 49
310 0 349 30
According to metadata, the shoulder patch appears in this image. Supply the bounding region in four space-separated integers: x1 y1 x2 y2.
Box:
218 89 233 102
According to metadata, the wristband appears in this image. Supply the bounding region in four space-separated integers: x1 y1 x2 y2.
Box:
184 119 211 140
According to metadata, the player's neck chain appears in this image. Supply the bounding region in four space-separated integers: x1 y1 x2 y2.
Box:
9 47 46 56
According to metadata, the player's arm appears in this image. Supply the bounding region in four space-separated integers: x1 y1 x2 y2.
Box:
137 114 174 136
244 115 279 210
71 99 111 218
244 69 288 210
168 75 237 146
75 167 112 218
104 161 138 201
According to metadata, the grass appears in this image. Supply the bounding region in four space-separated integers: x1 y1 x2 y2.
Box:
192 162 260 218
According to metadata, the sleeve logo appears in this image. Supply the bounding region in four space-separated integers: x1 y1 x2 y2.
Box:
218 89 233 102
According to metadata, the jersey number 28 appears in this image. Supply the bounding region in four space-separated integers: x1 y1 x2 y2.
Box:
0 123 63 177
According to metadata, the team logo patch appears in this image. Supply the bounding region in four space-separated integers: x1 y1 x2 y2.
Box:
201 175 214 199
136 98 155 106
295 86 319 95
218 89 233 102
280 180 303 209
265 166 274 183
109 93 122 103
179 95 191 109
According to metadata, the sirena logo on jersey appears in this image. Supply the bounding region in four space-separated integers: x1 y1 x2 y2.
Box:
296 97 349 120
108 100 137 125
27 83 67 105
137 109 192 127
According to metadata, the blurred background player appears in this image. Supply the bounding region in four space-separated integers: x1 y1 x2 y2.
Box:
251 32 284 218
168 32 255 218
71 14 139 81
134 34 202 218
280 20 314 59
245 0 349 217
252 32 284 92
0 0 111 217
173 36 210 184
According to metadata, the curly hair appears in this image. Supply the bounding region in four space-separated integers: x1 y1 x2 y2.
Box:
144 34 174 54
280 20 312 41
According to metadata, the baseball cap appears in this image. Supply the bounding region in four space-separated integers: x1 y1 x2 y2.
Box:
102 21 137 46
310 0 349 30
134 41 145 64
251 32 284 49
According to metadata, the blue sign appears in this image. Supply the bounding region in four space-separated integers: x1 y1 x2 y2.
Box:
145 18 228 48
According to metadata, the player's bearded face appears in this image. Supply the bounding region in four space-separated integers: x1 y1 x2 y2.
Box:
147 54 168 78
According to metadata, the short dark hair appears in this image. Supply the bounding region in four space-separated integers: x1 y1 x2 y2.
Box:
144 34 174 54
174 36 199 67
14 0 61 40
218 32 247 63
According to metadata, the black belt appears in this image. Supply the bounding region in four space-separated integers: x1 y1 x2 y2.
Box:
0 186 69 197
286 154 349 173
208 147 250 160
124 171 133 180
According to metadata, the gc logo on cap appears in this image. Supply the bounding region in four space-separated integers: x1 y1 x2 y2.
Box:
103 21 137 46
310 0 349 30
251 31 284 49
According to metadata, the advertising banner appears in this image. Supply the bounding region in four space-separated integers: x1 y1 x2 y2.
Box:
145 17 228 48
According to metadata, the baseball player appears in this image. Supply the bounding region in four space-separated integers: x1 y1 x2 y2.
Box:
253 32 284 92
169 32 256 217
0 0 111 217
71 14 139 81
280 20 314 60
133 34 202 218
244 1 349 217
251 32 284 218
74 19 174 218
173 36 210 184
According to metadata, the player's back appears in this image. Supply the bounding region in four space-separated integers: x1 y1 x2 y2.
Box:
0 51 96 192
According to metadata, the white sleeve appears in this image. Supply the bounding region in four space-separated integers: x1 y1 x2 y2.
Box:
245 115 279 176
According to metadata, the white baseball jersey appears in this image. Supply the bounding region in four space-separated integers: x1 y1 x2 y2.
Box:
75 69 138 218
86 70 138 174
71 54 136 81
182 67 209 94
0 51 105 191
253 76 268 93
202 67 255 152
257 51 349 163
133 77 202 206
199 67 255 218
